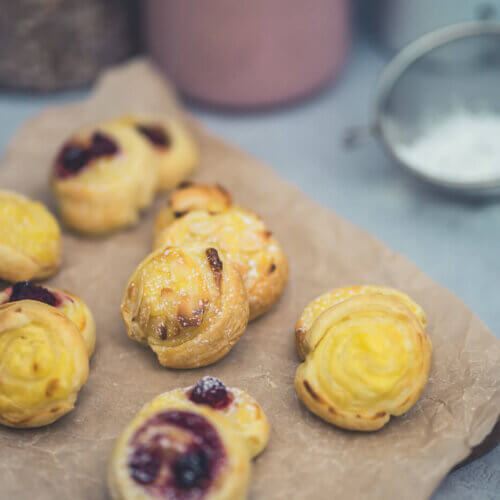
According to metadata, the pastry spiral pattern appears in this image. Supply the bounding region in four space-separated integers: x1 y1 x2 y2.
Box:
154 184 288 320
0 281 96 357
0 301 89 428
147 376 270 459
121 244 249 369
51 119 157 235
295 293 432 431
295 285 427 360
0 190 61 282
108 386 251 500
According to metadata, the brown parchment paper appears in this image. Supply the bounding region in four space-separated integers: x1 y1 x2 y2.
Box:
0 60 499 500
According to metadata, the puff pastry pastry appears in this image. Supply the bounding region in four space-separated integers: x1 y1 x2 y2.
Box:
295 285 427 360
119 115 199 191
154 183 233 232
121 244 249 369
0 190 61 282
146 376 269 459
295 293 432 431
154 184 289 320
0 300 89 428
108 391 250 500
51 119 157 235
0 281 96 357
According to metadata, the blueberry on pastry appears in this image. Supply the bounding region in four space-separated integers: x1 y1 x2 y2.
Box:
295 285 427 360
146 377 270 459
51 119 158 235
295 293 432 431
108 398 250 499
0 190 61 282
154 184 289 321
0 300 89 428
120 114 199 191
121 244 249 369
0 281 96 357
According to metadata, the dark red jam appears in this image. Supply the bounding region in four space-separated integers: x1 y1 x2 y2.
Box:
55 132 119 178
136 124 171 149
128 410 225 499
189 377 232 410
7 281 60 307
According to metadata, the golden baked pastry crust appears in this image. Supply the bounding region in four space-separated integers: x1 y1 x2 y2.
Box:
148 378 269 459
0 301 89 428
0 283 96 357
119 114 199 191
295 285 427 360
0 190 61 282
51 120 158 235
154 183 233 232
295 294 432 431
154 203 288 321
108 396 250 500
121 244 249 369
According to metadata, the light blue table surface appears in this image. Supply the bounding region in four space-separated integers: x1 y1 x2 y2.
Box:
0 40 498 499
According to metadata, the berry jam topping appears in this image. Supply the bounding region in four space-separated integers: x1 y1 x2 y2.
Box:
89 132 118 157
55 132 119 178
129 447 162 484
8 281 60 307
189 377 233 410
128 410 225 498
136 124 171 149
173 450 209 489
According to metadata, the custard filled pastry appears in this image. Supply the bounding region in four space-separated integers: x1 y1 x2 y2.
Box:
51 119 157 235
154 184 289 320
121 244 249 369
108 393 250 500
0 300 89 428
295 285 427 360
119 115 199 191
0 281 96 357
0 190 61 282
295 293 432 431
146 376 269 459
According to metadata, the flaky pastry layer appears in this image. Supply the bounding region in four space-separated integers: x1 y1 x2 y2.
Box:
0 190 61 282
0 301 88 428
295 294 432 431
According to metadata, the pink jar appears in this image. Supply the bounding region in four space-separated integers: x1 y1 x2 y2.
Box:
144 0 351 108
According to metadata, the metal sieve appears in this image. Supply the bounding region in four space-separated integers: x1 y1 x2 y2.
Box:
374 22 500 195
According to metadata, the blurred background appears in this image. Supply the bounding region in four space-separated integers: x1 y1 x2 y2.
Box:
0 3 499 495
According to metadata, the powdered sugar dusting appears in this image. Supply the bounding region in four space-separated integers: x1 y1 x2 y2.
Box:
395 111 500 183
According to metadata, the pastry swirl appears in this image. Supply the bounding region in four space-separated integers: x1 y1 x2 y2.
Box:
295 285 427 360
119 114 199 191
295 294 432 431
0 301 89 428
147 377 270 459
154 184 288 320
51 119 157 235
0 190 61 282
121 244 249 368
108 393 250 500
0 281 96 357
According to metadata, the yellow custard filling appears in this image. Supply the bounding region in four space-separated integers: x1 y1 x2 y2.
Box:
0 192 60 264
314 317 413 411
0 323 75 411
